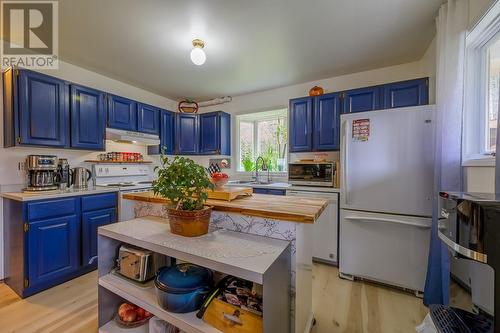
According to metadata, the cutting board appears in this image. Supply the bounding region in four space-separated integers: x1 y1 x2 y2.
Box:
207 187 253 201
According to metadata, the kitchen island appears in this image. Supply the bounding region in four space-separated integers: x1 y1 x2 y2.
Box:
121 191 328 333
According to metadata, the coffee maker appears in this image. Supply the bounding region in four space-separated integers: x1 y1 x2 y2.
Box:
24 155 59 192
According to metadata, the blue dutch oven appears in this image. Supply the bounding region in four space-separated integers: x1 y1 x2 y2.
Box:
154 263 212 313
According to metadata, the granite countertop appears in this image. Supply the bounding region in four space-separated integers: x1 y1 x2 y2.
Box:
122 191 328 223
1 187 119 202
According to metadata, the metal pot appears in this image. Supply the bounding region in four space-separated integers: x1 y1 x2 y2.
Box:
155 264 212 313
70 167 92 189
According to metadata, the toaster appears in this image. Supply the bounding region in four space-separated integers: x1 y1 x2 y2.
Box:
117 245 167 282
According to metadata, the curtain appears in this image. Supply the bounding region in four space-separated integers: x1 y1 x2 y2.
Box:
423 0 468 306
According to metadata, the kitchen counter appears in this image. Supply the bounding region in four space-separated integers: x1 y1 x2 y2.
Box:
122 191 328 223
0 187 119 201
121 191 326 332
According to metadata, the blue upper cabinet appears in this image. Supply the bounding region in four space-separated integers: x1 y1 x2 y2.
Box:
289 97 313 152
159 110 175 155
175 113 199 154
70 84 106 150
199 111 231 155
342 86 381 113
107 94 137 131
137 103 160 135
10 69 69 147
313 93 342 151
27 213 80 291
383 78 429 109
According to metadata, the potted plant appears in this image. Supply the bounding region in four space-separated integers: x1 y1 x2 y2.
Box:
152 155 214 237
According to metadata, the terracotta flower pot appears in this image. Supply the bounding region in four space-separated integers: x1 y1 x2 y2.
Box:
166 206 212 237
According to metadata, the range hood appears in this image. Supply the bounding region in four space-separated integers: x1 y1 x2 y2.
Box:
106 128 160 146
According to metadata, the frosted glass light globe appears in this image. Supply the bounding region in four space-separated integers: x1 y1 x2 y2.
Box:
190 47 206 66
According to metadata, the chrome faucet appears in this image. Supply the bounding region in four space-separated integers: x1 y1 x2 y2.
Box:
254 156 270 184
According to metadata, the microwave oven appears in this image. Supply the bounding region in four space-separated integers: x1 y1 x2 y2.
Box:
288 162 335 187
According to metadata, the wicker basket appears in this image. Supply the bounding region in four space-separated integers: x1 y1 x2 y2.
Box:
166 206 212 237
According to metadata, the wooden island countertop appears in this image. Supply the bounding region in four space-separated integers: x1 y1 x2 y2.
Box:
122 191 328 223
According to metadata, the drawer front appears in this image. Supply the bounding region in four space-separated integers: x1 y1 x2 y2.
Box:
252 188 268 195
81 193 117 212
267 189 286 196
27 198 78 221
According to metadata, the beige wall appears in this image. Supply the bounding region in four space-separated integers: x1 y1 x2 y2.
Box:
198 57 435 177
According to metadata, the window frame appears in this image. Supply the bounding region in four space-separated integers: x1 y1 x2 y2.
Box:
463 1 500 166
235 109 288 175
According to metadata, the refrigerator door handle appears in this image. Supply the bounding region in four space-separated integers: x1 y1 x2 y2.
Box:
341 120 349 205
344 216 431 229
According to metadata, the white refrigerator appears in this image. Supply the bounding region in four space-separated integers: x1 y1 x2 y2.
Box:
339 105 435 293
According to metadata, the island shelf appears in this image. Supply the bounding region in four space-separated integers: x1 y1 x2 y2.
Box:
97 217 291 333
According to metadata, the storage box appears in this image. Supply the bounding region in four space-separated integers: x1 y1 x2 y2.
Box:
203 298 263 333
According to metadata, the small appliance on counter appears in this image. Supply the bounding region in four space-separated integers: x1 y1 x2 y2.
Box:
24 155 59 192
57 158 71 190
70 167 92 189
117 245 167 282
434 192 497 333
288 161 336 187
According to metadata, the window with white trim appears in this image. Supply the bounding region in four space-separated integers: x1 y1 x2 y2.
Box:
463 3 500 164
236 109 288 172
486 40 499 152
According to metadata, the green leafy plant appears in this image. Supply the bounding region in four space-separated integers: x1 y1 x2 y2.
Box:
152 155 214 211
241 152 255 172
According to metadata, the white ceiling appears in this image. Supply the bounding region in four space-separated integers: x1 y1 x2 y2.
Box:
59 0 442 101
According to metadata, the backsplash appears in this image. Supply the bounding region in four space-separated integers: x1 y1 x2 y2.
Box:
0 140 152 189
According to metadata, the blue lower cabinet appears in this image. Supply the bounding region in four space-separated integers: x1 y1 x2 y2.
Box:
253 188 286 195
383 78 429 109
27 214 80 292
82 208 117 268
267 189 286 196
4 194 117 298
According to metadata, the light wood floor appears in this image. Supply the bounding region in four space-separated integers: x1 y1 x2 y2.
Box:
0 263 470 333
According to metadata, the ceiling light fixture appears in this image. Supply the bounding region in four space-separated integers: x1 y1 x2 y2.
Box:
190 39 206 66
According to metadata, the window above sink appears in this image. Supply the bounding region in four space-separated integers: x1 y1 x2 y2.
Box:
236 109 288 173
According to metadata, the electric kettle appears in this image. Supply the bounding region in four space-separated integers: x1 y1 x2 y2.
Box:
70 167 92 189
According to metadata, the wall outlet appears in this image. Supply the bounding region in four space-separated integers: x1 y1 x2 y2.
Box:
18 161 26 171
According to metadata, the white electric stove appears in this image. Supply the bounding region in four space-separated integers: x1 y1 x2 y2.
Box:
93 164 154 221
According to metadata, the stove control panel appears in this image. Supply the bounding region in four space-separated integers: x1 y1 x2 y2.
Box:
94 165 150 178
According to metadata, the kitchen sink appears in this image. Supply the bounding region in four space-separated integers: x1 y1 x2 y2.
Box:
227 180 290 188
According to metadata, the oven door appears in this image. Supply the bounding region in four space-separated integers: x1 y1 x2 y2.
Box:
288 163 334 187
438 194 487 263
